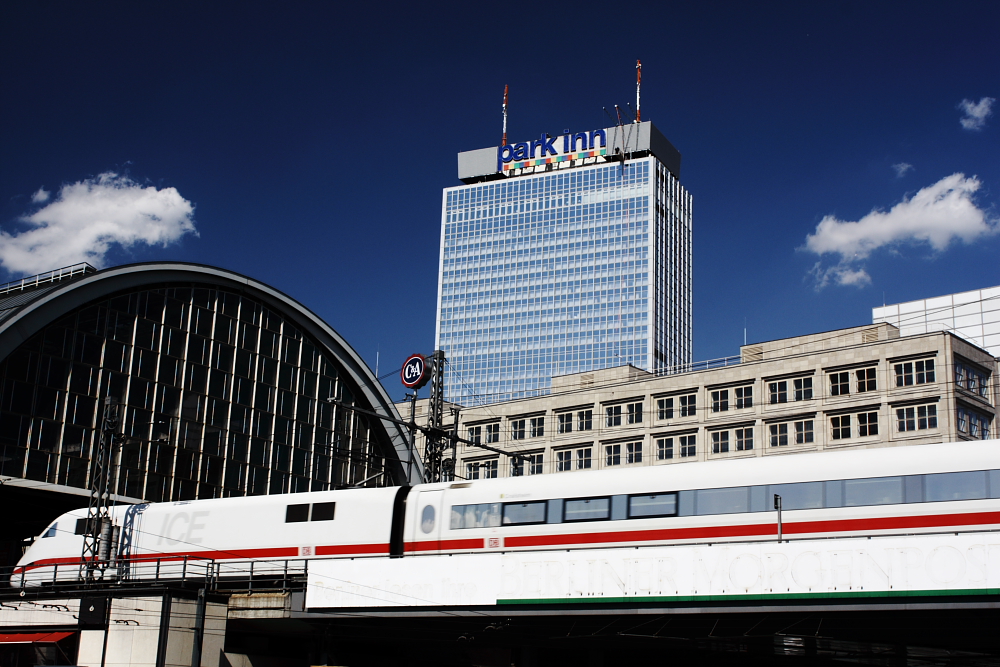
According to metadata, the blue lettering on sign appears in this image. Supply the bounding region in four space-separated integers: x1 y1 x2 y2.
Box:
540 134 558 156
530 138 544 158
496 127 611 172
589 129 606 149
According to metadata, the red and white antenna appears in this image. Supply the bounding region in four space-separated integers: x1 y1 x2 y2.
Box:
502 84 509 146
635 59 641 123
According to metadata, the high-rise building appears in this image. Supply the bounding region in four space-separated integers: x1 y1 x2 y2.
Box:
437 122 693 405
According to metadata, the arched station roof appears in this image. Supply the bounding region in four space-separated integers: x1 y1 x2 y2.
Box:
0 262 422 489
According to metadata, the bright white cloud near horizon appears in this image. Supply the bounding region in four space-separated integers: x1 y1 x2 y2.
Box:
0 172 197 277
958 97 995 130
803 173 997 289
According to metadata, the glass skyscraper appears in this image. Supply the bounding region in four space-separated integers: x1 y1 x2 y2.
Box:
437 122 692 405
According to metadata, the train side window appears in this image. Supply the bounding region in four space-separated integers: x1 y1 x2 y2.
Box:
750 486 769 512
924 471 988 502
824 480 844 508
502 501 547 525
311 502 336 521
285 503 309 523
75 518 88 535
769 482 823 510
547 499 564 524
990 470 1000 499
42 523 57 538
903 475 923 503
696 486 750 515
844 476 903 507
563 497 610 522
628 493 677 518
450 503 501 529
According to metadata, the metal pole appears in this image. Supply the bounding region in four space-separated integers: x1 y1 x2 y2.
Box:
447 406 460 483
407 390 417 484
502 84 509 146
774 494 782 541
99 598 111 667
83 397 121 578
190 588 206 667
155 595 172 667
635 60 641 123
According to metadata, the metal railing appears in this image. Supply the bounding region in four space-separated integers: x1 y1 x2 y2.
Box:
0 263 96 297
655 355 742 377
1 556 310 597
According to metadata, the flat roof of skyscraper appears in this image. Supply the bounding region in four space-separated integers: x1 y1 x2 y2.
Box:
457 121 681 184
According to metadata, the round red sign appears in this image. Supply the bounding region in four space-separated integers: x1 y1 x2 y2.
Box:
400 353 430 389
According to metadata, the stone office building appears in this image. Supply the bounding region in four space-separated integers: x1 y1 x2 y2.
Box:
416 323 997 479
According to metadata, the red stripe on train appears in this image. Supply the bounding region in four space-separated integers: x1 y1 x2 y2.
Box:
502 510 1000 548
316 543 388 556
784 510 1000 535
504 522 775 548
405 538 485 552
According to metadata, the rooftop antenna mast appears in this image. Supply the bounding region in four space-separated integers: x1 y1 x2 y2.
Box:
501 84 509 146
635 59 641 123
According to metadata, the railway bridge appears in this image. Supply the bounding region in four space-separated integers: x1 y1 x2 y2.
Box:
3 530 999 666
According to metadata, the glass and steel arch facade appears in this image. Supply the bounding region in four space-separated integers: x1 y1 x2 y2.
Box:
436 157 692 405
0 264 416 502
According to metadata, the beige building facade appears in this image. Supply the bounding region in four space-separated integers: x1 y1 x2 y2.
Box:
398 323 997 481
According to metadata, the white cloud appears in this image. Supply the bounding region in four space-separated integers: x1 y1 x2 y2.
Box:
803 173 997 288
958 97 995 130
892 162 913 178
0 172 197 276
808 263 871 290
31 187 50 203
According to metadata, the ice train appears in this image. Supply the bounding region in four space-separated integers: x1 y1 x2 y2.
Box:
12 439 1000 586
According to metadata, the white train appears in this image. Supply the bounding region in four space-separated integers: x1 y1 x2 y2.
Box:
12 439 1000 587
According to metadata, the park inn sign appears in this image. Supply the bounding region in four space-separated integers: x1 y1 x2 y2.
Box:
497 129 609 173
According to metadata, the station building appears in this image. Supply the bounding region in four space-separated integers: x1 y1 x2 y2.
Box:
404 323 997 479
0 262 418 564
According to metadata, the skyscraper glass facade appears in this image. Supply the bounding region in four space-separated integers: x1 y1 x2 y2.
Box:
437 156 692 405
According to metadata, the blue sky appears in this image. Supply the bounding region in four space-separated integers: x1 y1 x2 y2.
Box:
2 2 998 402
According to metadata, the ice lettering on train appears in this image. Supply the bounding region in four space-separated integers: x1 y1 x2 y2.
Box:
156 511 210 545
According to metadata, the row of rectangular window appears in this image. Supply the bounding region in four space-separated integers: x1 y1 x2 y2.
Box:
957 407 992 439
462 357 953 441
956 362 990 398
284 501 336 522
469 359 952 442
462 405 947 475
449 468 1000 529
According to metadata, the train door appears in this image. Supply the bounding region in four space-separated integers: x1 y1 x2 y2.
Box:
410 489 443 553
